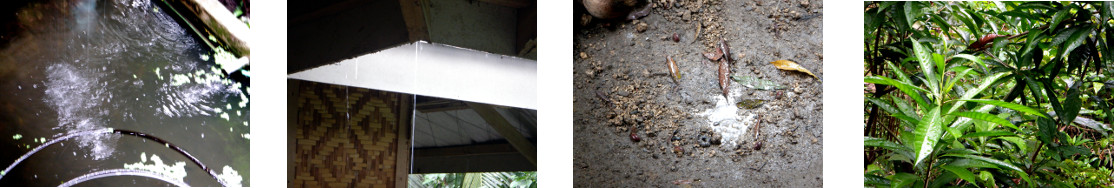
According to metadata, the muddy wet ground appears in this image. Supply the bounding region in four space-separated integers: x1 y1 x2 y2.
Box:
573 0 823 186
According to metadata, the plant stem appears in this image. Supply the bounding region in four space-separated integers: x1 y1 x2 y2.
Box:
1027 140 1045 175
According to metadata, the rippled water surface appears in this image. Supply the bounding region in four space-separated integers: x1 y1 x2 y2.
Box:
0 0 249 186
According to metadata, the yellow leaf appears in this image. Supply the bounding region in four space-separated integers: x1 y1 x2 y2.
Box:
769 60 818 80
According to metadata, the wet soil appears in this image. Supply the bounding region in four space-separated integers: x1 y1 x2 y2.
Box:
573 0 823 186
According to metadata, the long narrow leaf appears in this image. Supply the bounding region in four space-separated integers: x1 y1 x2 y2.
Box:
942 154 1031 184
940 165 979 185
1060 83 1082 124
865 137 914 161
1061 27 1093 59
866 76 930 108
960 131 1015 138
912 106 943 168
958 99 1050 118
950 111 1020 131
947 72 1009 114
866 97 901 117
995 137 1029 153
949 54 987 71
943 66 975 96
911 39 939 97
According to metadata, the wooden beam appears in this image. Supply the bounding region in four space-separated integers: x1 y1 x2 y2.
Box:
465 102 536 165
398 0 429 41
287 80 299 187
394 94 413 188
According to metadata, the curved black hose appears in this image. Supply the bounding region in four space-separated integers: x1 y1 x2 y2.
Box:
58 168 191 187
0 128 230 187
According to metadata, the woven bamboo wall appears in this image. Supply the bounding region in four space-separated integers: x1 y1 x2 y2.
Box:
292 82 403 188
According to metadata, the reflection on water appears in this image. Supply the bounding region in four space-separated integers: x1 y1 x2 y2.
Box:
0 0 248 186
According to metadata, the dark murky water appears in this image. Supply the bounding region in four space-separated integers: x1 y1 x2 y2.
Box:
0 0 248 186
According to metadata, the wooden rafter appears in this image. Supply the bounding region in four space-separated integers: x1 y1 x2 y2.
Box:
465 102 537 165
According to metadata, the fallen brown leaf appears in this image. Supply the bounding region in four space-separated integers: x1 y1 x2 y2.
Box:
769 60 819 80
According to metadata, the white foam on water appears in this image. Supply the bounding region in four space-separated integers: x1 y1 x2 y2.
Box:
45 64 118 160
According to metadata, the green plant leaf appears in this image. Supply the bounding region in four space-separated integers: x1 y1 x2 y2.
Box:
948 72 1009 114
912 106 943 168
865 174 891 187
866 76 930 108
942 154 1032 184
1049 8 1070 33
953 7 980 40
886 59 912 84
949 54 986 71
958 99 1050 118
1060 82 1082 124
994 137 1029 153
866 97 901 117
950 111 1019 131
943 66 975 96
890 95 918 120
890 173 919 188
865 137 914 161
940 164 979 185
1061 27 1093 59
904 2 917 30
911 39 939 97
960 131 1015 138
1050 27 1079 49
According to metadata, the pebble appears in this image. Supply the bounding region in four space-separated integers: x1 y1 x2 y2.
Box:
636 22 649 33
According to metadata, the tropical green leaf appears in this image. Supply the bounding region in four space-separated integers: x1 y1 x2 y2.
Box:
911 39 939 96
885 59 912 84
1060 82 1082 124
995 137 1029 153
866 97 900 117
890 95 918 119
947 72 1009 114
942 154 1032 184
1061 27 1093 59
866 76 930 108
950 111 1019 131
890 173 919 188
958 99 1050 118
865 174 891 187
866 137 914 160
949 54 986 71
940 164 979 185
960 131 1014 138
1049 8 1070 32
912 106 944 168
904 2 917 30
1050 27 1079 48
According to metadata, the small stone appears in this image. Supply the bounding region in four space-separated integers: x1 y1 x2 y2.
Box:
635 22 649 33
579 52 589 59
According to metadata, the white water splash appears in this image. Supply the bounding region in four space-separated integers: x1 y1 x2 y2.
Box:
45 64 118 159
